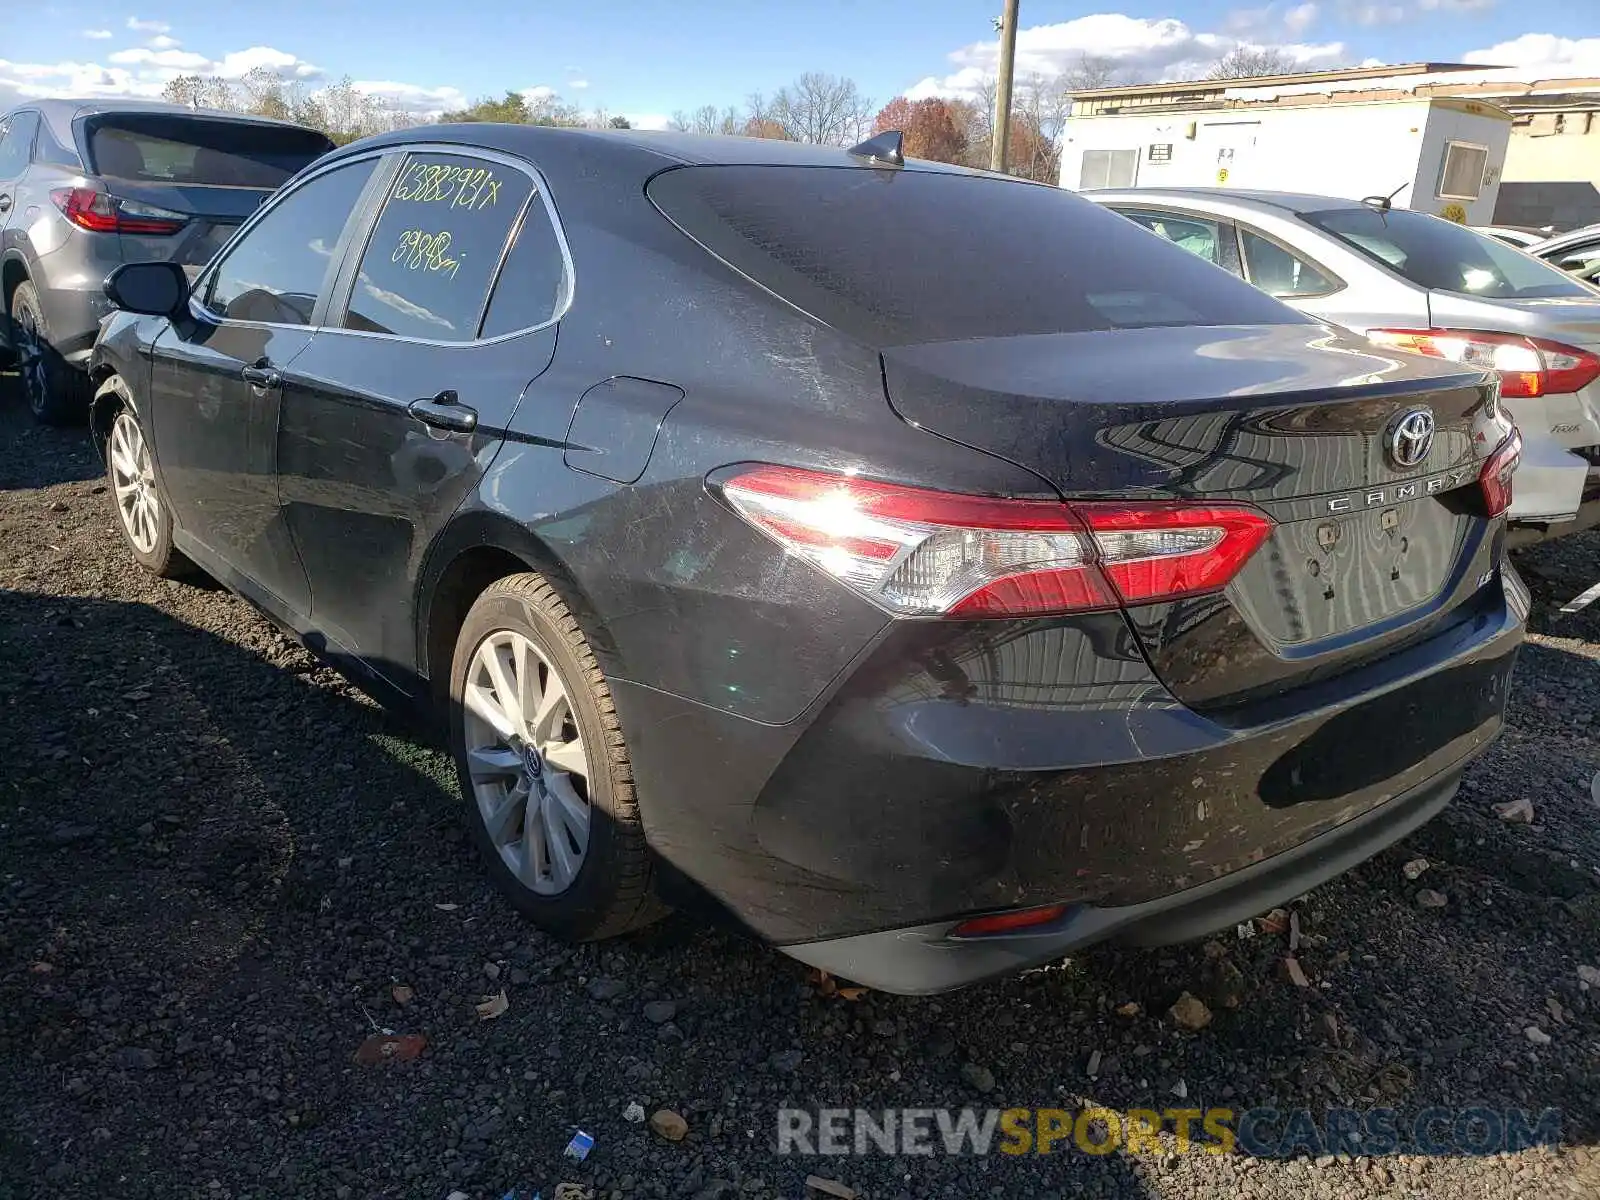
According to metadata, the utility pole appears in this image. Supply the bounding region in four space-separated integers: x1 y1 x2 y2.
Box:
989 0 1020 173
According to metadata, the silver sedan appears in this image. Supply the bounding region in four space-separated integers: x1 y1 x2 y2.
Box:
1087 187 1600 543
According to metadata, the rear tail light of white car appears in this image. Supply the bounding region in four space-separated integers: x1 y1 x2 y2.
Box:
1366 328 1600 399
719 464 1274 618
51 187 188 236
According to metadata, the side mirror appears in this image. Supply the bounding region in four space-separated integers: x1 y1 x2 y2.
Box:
104 261 190 318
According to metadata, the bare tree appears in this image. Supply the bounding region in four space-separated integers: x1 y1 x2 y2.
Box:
1207 46 1296 79
769 72 873 145
1013 74 1071 181
161 74 238 110
1062 55 1122 97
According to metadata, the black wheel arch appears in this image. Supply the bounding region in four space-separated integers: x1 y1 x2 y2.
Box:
1 253 29 317
87 368 138 459
416 508 618 717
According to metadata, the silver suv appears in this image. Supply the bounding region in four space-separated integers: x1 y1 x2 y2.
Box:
0 99 332 423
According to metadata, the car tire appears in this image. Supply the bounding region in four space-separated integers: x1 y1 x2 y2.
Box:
449 572 666 941
99 377 192 579
11 281 92 426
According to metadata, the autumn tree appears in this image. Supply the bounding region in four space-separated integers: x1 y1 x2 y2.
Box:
1207 47 1296 79
870 96 967 164
741 117 791 139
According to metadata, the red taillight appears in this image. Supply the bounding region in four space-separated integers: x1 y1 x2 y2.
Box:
951 904 1070 937
718 465 1273 618
1480 428 1522 518
1366 328 1600 399
51 187 187 236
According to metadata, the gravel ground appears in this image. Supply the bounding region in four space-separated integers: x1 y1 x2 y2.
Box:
2 373 1599 1200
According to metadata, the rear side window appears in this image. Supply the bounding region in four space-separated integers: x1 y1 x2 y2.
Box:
649 165 1302 346
480 195 570 338
343 152 534 342
1115 208 1239 272
1546 236 1600 273
85 116 332 187
206 159 377 325
0 111 40 177
1239 228 1338 298
1303 207 1591 300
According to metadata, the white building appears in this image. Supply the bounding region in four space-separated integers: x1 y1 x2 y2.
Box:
1061 63 1523 225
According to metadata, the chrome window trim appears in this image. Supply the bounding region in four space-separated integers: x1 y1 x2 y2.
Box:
188 141 576 345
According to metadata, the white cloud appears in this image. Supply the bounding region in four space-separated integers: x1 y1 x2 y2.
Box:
212 46 322 79
1346 3 1406 22
107 47 210 70
147 34 181 50
1 42 329 108
568 78 590 90
904 14 1345 99
349 79 469 116
1284 3 1320 35
1462 34 1600 75
127 16 170 33
1346 0 1491 23
521 85 559 103
624 112 673 130
82 28 112 39
0 57 155 101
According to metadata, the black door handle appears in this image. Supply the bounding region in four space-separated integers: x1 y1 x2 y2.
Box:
408 390 477 434
241 362 281 388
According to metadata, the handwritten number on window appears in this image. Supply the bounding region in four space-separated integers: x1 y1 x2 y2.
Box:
392 163 501 210
393 229 462 278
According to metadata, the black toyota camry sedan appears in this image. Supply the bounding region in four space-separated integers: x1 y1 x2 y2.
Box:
87 124 1527 993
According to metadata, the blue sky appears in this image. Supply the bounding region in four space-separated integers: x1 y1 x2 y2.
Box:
2 2 1595 126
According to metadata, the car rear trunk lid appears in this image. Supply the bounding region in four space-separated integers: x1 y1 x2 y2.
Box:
882 323 1508 707
81 112 332 267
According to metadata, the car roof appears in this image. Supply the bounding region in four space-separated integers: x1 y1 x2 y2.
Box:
1085 187 1379 218
6 97 329 149
327 123 999 177
1530 222 1600 255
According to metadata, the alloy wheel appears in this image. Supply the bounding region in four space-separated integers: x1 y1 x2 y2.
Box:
14 305 47 416
109 412 160 555
461 629 593 895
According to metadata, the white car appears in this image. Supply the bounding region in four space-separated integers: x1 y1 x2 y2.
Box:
1088 188 1600 543
1473 225 1553 250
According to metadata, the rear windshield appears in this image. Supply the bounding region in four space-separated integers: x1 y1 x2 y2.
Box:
85 117 333 188
1302 207 1590 300
647 165 1304 346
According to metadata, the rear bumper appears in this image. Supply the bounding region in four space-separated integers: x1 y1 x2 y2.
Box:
36 278 113 366
784 760 1465 994
616 563 1526 980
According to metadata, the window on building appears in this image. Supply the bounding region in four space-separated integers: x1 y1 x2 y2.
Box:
1078 149 1139 190
1437 142 1489 201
